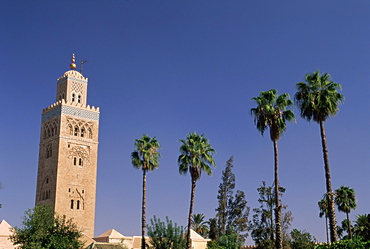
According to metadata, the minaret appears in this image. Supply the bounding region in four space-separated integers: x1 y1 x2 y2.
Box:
35 54 100 237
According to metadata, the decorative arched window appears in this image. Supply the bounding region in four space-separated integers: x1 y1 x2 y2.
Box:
68 124 73 135
52 123 57 136
72 93 75 102
88 128 93 139
78 95 81 103
70 200 74 209
81 127 85 137
79 158 83 166
73 157 77 166
74 126 79 136
77 200 80 210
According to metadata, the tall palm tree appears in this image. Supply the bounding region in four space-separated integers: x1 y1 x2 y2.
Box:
131 135 161 249
191 213 209 237
251 89 295 249
318 194 330 243
178 132 216 249
295 70 344 243
335 186 357 239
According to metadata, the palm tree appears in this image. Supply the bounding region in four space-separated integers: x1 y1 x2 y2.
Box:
191 213 209 237
318 194 330 243
131 135 161 249
335 186 357 239
178 132 216 249
295 70 344 243
353 214 370 241
251 89 295 249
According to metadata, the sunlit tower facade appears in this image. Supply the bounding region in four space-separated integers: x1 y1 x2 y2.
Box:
35 54 100 237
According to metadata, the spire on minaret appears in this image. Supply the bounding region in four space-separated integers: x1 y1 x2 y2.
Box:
70 54 77 70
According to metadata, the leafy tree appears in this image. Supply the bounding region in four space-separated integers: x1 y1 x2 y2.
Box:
178 132 216 249
251 89 295 249
215 156 250 243
147 216 186 249
318 194 330 243
10 205 83 249
191 214 209 237
295 70 344 243
208 218 219 241
207 230 242 249
218 230 242 249
250 181 293 249
216 156 236 236
289 229 316 249
315 237 370 249
207 240 227 249
131 134 161 249
353 214 370 241
338 219 351 240
227 190 250 243
281 210 294 244
335 186 357 239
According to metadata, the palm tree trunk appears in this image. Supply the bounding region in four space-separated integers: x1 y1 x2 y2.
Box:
273 139 282 249
320 121 338 243
325 216 329 244
347 212 352 239
187 178 197 249
142 170 147 249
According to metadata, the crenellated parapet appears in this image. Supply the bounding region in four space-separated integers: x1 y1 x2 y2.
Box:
42 99 99 114
57 70 87 82
42 100 100 122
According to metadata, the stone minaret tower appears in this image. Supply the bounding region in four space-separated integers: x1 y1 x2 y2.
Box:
35 54 99 237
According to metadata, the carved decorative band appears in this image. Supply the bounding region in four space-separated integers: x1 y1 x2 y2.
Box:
57 77 87 84
42 105 99 122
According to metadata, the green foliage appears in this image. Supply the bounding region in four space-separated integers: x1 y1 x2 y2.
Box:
250 182 293 248
314 237 370 249
147 216 186 249
178 132 216 181
131 134 161 172
295 70 344 123
215 156 250 244
227 190 250 242
353 214 370 241
335 186 357 214
191 214 209 237
216 156 236 236
289 229 316 249
251 89 295 141
207 240 227 249
335 186 357 239
207 232 242 249
10 205 83 249
208 218 219 241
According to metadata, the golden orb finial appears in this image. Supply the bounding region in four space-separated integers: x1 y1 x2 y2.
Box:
70 54 77 70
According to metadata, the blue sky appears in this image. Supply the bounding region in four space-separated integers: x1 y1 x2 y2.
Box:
1 0 369 244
